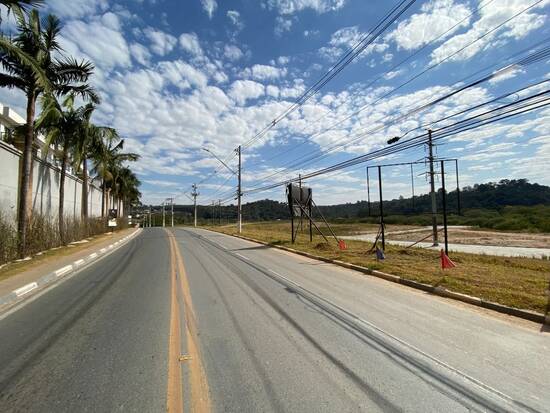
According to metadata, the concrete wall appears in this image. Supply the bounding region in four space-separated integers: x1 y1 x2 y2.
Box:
0 140 122 223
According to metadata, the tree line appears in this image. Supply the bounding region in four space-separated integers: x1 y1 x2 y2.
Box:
0 1 141 255
168 179 550 231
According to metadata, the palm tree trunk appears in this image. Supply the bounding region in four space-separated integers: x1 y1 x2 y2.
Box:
59 148 68 245
101 181 105 218
81 156 88 220
17 91 36 257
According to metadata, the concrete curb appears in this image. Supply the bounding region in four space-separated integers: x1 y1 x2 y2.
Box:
0 228 142 310
219 231 548 325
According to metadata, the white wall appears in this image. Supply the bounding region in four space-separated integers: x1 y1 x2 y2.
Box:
0 140 122 222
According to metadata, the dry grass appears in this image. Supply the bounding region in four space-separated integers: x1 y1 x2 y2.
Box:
210 221 550 314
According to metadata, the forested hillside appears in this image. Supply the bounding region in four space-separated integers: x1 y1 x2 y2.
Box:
166 179 550 231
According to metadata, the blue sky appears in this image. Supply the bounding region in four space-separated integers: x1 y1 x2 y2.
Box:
1 0 549 206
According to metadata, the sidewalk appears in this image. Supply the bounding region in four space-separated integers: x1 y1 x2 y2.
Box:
341 234 550 259
0 228 136 298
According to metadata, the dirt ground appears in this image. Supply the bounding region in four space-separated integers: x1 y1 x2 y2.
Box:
384 227 550 248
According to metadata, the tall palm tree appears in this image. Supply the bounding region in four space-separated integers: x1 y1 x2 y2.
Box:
73 119 119 220
36 92 96 243
91 136 139 218
0 0 43 24
0 9 98 255
113 166 141 216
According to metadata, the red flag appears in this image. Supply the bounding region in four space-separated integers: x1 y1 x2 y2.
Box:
440 249 456 269
338 240 347 250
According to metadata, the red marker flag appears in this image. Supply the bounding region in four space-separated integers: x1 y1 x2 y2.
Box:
338 240 347 250
440 249 456 269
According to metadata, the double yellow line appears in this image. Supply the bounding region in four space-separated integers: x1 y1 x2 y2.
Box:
166 229 211 413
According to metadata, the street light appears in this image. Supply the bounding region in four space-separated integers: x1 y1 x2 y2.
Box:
387 136 400 145
202 148 237 175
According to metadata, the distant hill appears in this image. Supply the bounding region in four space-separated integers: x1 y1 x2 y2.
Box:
167 179 550 231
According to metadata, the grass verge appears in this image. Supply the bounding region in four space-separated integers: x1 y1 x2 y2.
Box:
208 221 550 315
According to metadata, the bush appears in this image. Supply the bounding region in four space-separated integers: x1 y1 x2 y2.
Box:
0 213 112 266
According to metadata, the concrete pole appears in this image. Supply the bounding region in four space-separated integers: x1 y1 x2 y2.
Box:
428 130 439 246
162 202 165 227
171 199 174 227
193 184 198 228
237 145 242 234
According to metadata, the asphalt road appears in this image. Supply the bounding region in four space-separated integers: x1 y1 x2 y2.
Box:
0 227 548 412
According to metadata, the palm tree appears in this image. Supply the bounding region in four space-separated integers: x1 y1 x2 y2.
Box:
73 119 119 220
0 9 98 255
91 136 139 218
36 93 96 243
0 0 43 24
113 166 141 217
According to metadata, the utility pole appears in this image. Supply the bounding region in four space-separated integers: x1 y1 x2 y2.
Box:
171 198 174 227
427 130 439 246
298 174 303 231
162 202 165 227
366 167 371 216
191 184 198 227
237 145 242 234
218 199 222 225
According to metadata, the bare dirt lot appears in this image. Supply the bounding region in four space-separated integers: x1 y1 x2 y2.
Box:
383 226 550 248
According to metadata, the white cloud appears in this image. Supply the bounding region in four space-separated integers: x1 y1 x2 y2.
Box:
241 64 287 81
274 16 294 36
144 27 177 56
227 10 244 30
265 0 346 15
179 33 203 56
430 0 548 65
224 45 244 61
319 26 388 61
386 0 471 50
201 0 218 19
46 0 108 18
130 43 152 66
59 16 131 70
228 80 265 105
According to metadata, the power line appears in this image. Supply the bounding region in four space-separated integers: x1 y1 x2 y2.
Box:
248 1 547 184
249 40 550 186
243 89 550 195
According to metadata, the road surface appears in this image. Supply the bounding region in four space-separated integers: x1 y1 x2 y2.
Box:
0 227 548 412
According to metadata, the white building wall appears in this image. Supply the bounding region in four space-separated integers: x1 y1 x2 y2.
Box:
0 140 117 223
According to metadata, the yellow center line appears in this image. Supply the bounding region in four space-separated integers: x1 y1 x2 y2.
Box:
166 229 212 413
167 233 184 412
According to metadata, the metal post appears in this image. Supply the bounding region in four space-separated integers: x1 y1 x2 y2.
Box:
378 166 385 250
366 167 371 217
237 145 242 234
455 159 461 215
428 130 439 246
309 193 313 242
162 202 165 227
441 161 449 256
411 163 415 211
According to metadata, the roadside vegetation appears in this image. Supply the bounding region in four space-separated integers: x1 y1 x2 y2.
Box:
0 3 141 258
210 221 550 314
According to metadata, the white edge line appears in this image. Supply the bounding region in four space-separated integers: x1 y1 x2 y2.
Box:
1 228 143 320
55 265 73 277
235 253 250 261
14 282 38 297
74 259 85 267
